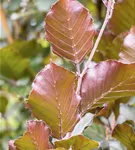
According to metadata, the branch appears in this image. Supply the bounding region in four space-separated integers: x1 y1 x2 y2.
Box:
75 63 81 77
76 0 115 95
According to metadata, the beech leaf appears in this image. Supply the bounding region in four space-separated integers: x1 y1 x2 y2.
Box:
109 0 135 34
27 61 80 139
80 61 135 114
9 120 51 150
55 135 99 150
97 32 127 60
45 0 95 64
112 123 135 150
119 26 135 63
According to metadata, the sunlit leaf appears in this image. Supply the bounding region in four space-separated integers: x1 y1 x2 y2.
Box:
45 0 95 63
9 120 52 150
109 0 135 34
0 49 29 79
27 61 80 139
26 120 52 149
55 135 99 150
119 26 135 63
14 132 38 150
80 61 135 114
112 123 135 150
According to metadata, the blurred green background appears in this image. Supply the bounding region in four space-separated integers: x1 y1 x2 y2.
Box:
0 0 135 150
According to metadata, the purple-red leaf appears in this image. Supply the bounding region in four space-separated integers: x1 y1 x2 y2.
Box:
27 62 80 139
9 120 51 150
119 26 135 63
45 0 95 64
80 61 135 114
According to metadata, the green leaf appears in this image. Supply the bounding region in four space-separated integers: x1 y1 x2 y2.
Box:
97 32 127 60
80 61 135 114
9 120 52 150
15 132 38 150
0 92 8 114
55 135 99 150
2 40 41 58
27 61 80 139
0 49 29 79
119 26 135 63
112 123 135 150
109 0 135 34
83 123 106 141
45 0 95 64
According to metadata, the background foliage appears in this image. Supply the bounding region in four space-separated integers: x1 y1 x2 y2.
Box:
0 0 135 150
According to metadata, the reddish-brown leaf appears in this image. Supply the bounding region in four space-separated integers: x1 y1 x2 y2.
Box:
9 120 51 150
119 26 135 63
80 61 135 114
27 61 80 139
45 0 95 64
26 120 51 149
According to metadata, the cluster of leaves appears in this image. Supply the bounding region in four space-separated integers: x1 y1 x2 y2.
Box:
0 0 135 150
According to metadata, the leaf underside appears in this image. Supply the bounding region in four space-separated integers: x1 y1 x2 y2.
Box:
45 0 95 64
80 60 135 114
27 61 80 139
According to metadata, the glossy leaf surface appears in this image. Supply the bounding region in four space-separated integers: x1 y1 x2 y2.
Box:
27 62 80 139
80 61 135 114
55 135 99 150
119 26 135 63
112 123 135 150
109 0 135 34
45 0 95 63
10 121 51 150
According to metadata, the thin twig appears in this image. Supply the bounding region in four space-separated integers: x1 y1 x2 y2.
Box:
75 63 81 77
76 0 115 96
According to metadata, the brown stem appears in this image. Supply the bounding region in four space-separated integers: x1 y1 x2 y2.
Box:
0 5 14 43
76 0 115 107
